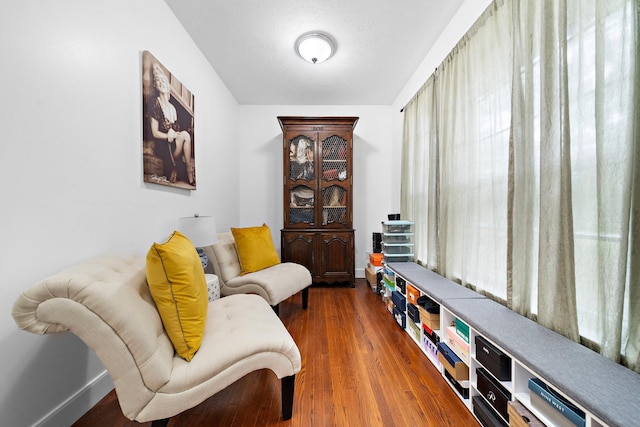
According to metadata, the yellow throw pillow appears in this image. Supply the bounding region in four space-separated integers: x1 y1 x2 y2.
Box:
231 224 281 275
146 231 208 361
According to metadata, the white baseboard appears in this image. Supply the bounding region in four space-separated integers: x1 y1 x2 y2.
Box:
37 371 114 427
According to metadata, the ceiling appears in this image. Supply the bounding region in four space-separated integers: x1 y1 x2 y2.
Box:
164 0 465 105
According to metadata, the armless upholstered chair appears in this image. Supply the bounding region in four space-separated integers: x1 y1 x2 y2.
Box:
12 255 301 425
204 232 311 315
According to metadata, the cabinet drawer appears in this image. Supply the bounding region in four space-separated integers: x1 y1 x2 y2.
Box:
472 395 508 427
382 243 412 254
476 367 511 421
382 221 413 234
475 335 512 381
383 254 413 263
383 233 413 244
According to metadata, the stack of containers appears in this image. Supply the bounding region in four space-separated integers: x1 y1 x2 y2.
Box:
381 220 415 264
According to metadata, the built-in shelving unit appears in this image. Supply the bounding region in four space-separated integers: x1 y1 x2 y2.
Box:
384 262 640 427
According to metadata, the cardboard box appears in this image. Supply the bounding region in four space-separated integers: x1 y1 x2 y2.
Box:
438 342 469 381
365 265 378 286
446 326 470 364
508 400 545 427
418 306 440 330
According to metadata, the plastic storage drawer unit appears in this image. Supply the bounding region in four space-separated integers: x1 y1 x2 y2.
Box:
381 243 412 254
382 220 414 234
383 233 414 244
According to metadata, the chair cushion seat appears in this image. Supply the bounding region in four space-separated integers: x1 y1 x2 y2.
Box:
159 293 300 393
223 262 311 306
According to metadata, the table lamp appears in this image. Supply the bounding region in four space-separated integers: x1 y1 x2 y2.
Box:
177 214 218 269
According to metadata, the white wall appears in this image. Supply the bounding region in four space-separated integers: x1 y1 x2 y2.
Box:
0 1 239 426
237 105 398 276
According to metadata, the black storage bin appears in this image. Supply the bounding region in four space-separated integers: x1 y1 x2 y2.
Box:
372 232 382 253
407 303 420 324
395 276 407 294
391 290 406 312
475 335 512 381
417 294 440 314
472 395 508 427
476 367 511 421
375 271 384 294
444 369 469 399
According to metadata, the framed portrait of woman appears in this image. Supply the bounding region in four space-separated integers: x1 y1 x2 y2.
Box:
142 50 196 189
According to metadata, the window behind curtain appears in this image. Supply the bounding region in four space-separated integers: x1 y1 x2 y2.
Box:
401 0 638 367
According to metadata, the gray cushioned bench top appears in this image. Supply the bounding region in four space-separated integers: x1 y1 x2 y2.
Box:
387 262 485 303
446 297 640 427
388 262 640 427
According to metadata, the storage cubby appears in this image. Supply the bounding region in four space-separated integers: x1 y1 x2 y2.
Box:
385 262 640 427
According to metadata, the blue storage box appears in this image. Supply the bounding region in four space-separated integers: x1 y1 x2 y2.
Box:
393 306 406 329
391 290 406 312
528 378 585 427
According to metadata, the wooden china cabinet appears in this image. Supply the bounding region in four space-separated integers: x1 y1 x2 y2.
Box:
278 116 358 285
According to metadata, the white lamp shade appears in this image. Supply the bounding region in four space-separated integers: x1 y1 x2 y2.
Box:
295 33 335 64
177 215 218 248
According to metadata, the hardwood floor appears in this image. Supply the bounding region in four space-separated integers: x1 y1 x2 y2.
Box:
73 279 480 427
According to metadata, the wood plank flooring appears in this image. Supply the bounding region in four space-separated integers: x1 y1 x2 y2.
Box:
73 279 480 427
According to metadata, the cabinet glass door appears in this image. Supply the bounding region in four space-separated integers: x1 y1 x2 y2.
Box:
287 134 316 226
320 134 349 226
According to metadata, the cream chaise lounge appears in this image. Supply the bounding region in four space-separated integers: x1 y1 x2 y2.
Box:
205 232 311 314
11 255 301 425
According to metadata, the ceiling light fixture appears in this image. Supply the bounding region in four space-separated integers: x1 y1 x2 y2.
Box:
295 32 335 64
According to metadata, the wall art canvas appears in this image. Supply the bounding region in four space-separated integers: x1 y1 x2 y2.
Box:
142 50 196 189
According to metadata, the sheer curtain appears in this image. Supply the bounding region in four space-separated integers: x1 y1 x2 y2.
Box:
510 0 639 361
401 75 439 270
402 0 639 370
403 2 512 300
510 0 581 341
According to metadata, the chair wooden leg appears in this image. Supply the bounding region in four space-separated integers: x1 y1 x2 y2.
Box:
151 418 169 427
302 287 309 309
281 375 296 420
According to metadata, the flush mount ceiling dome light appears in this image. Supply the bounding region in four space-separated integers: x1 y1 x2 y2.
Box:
295 32 335 64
